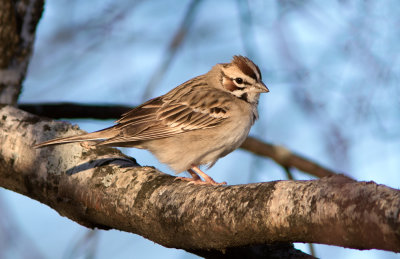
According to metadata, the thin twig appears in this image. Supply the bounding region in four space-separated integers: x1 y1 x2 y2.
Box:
308 243 316 258
241 136 349 179
141 0 202 100
283 166 294 180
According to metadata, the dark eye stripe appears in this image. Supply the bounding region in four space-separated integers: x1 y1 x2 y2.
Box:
230 77 250 87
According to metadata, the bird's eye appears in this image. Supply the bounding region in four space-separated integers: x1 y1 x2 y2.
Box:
235 78 243 84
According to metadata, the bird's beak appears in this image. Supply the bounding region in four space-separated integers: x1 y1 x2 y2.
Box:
256 81 269 93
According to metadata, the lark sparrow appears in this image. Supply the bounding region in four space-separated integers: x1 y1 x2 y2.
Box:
34 56 269 185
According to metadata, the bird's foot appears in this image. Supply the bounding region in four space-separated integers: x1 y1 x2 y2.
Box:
174 166 227 185
174 176 226 186
190 166 227 185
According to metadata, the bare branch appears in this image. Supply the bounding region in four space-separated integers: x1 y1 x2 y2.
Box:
189 243 314 259
0 0 44 104
241 136 346 179
1 105 399 253
18 102 131 120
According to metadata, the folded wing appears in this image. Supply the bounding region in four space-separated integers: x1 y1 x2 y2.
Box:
97 87 231 146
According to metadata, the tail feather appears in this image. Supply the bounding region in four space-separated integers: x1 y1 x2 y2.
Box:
33 128 116 148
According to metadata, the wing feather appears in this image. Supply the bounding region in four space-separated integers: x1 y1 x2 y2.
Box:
101 86 231 145
117 97 163 124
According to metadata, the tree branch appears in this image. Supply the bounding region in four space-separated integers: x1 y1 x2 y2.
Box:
189 243 313 259
18 102 343 179
0 0 44 104
241 136 343 179
18 102 131 120
1 105 399 254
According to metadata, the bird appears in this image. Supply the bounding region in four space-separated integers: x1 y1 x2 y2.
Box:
34 55 269 185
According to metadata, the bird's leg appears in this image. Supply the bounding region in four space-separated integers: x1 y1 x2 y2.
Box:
175 169 202 183
176 169 201 181
190 166 227 185
187 169 202 181
175 166 227 185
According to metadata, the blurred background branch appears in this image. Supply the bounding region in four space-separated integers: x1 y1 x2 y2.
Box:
141 0 203 100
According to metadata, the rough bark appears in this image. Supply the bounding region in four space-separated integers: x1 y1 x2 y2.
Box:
0 0 44 105
0 105 399 254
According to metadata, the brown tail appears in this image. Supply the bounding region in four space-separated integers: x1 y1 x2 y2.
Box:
33 128 116 148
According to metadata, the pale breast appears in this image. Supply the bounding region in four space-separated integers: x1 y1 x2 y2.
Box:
143 99 255 173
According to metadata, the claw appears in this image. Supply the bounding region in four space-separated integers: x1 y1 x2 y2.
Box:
174 166 227 186
175 176 226 185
